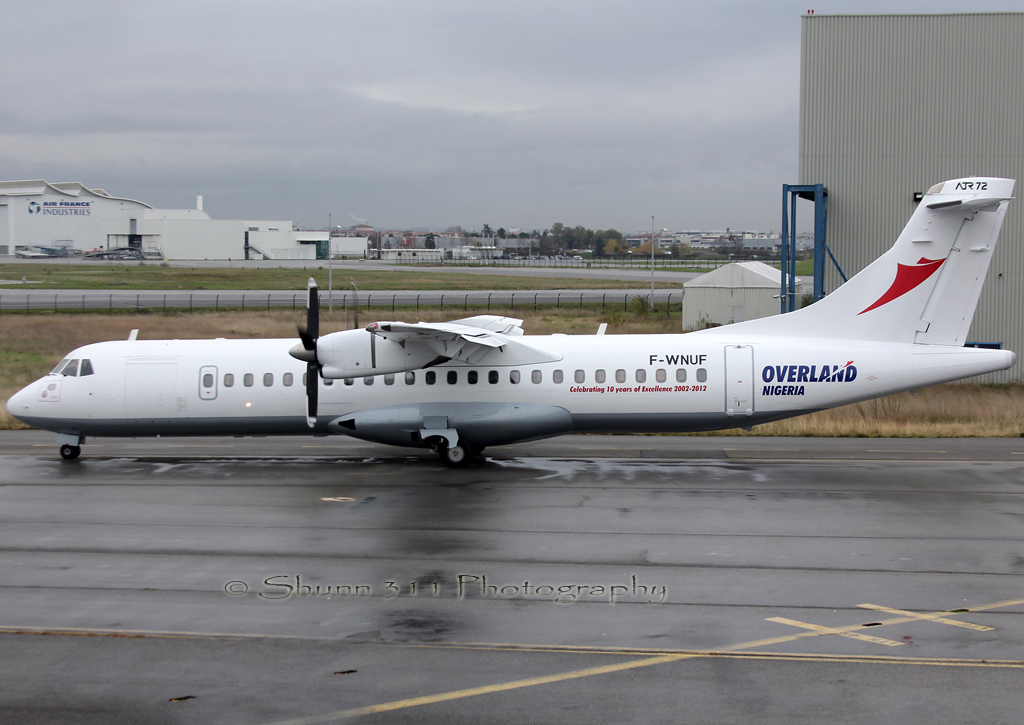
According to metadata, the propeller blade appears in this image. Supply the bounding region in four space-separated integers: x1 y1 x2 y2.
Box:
306 361 319 428
297 324 316 352
307 277 319 341
303 278 320 428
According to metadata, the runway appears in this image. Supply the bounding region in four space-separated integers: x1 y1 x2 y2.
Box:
2 432 1023 723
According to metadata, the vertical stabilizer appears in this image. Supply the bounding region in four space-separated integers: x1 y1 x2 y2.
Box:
717 177 1014 344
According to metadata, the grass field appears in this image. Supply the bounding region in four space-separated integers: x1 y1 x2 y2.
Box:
0 263 679 291
2 309 1021 436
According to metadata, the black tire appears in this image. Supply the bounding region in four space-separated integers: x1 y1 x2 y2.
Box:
60 444 81 460
440 443 470 468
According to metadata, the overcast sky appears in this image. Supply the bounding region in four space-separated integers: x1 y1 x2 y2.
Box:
2 1 1020 233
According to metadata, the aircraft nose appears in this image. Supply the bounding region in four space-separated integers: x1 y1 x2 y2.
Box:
6 383 35 420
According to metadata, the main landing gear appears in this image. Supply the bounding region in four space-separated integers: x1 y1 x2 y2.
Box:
60 444 81 460
437 442 483 468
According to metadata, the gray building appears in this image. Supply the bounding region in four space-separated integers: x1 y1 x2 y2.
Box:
800 12 1024 381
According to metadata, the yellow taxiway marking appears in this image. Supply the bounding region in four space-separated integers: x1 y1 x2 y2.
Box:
270 653 696 725
858 603 994 631
866 450 945 454
403 642 1024 668
262 597 1024 723
722 448 802 451
765 617 904 647
8 599 1024 724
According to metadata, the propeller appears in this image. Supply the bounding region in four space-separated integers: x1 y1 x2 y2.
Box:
289 278 320 428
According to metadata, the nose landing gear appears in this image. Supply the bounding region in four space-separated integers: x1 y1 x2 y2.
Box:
57 433 84 461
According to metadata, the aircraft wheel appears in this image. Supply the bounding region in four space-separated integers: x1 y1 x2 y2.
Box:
440 443 471 468
60 444 81 460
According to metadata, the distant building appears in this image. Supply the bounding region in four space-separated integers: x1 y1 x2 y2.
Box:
683 261 801 330
0 180 327 260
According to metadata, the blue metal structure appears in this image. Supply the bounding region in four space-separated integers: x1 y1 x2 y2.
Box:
780 183 844 313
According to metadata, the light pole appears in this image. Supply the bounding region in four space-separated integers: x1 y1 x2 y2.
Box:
350 279 359 330
650 218 667 310
328 213 333 313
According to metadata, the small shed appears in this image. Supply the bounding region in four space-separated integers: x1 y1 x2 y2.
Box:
682 261 800 330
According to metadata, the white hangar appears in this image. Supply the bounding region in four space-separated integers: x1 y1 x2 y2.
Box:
0 180 331 261
682 261 800 330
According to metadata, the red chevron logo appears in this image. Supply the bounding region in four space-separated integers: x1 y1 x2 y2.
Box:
858 257 945 315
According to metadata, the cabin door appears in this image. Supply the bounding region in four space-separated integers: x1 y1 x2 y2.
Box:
725 345 754 417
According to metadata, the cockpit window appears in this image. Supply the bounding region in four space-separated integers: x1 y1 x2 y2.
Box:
80 359 95 376
59 359 80 377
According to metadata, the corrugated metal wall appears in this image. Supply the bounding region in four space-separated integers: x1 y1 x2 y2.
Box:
800 13 1024 382
682 288 783 330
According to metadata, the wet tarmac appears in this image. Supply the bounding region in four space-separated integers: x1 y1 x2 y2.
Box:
1 432 1023 724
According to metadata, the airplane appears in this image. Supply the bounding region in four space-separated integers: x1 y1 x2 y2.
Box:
14 246 69 259
5 176 1017 467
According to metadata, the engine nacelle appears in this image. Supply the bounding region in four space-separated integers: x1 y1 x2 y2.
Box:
317 329 441 379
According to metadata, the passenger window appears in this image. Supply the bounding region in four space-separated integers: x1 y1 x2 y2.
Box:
263 373 274 387
635 369 646 383
384 374 394 385
364 376 374 385
80 359 94 376
488 370 499 384
676 369 686 383
553 370 563 384
203 373 214 388
574 369 585 383
426 371 436 385
302 373 307 386
532 370 542 384
696 368 707 383
595 369 606 383
224 373 235 387
510 370 520 384
243 373 254 387
405 372 416 385
615 369 626 383
656 369 666 383
283 373 293 386
63 359 80 377
468 370 478 385
325 379 333 386
344 378 354 386
447 371 458 384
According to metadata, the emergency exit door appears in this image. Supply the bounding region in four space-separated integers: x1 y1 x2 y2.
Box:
725 345 754 416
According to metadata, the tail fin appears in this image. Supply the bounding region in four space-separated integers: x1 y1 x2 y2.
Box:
728 177 1014 344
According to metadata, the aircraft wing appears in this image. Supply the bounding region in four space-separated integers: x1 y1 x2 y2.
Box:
364 316 560 366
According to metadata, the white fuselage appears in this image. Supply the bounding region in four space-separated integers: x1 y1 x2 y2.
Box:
7 329 1014 449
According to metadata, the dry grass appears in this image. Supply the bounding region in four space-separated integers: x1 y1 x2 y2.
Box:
724 384 1024 438
0 263 677 291
2 310 1021 436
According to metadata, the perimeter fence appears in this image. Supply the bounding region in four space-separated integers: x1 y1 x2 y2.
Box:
0 290 682 314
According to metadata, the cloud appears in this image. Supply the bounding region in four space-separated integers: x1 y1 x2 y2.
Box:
3 0 1015 230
